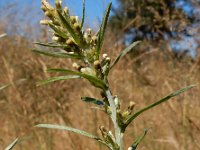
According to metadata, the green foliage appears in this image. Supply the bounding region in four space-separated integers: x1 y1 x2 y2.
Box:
96 3 112 59
123 85 195 128
110 41 141 69
32 49 83 59
130 129 148 150
37 75 80 86
81 0 85 29
33 1 195 150
36 124 111 149
81 97 104 106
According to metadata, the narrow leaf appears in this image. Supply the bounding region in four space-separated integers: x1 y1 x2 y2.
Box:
131 129 148 150
32 49 82 59
36 124 111 149
49 23 68 39
81 97 104 105
110 41 141 69
34 42 70 48
0 33 7 39
96 3 112 58
56 10 80 45
37 75 80 86
48 68 107 90
0 79 26 91
81 0 85 29
5 138 18 150
124 85 195 127
0 84 10 91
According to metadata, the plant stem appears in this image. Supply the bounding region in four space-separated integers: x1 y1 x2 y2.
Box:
105 88 124 150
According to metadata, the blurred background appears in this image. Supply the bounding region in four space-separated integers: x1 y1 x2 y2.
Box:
0 0 200 150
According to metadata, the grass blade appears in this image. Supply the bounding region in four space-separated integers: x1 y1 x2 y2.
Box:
32 49 82 59
81 0 85 29
130 129 148 150
0 79 26 91
0 84 10 91
48 68 107 90
37 75 80 86
124 85 195 127
4 138 18 150
0 33 7 39
96 3 112 59
36 124 111 149
110 41 141 69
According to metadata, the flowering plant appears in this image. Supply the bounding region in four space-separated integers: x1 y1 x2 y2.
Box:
31 0 194 150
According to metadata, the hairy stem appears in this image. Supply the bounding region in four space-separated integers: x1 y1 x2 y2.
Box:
105 88 124 150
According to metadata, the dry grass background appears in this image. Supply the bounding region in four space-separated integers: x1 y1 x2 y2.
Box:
0 4 200 150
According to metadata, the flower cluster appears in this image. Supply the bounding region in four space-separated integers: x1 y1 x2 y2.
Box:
39 0 111 85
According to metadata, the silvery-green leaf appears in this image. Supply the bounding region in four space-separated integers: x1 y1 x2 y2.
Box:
81 97 104 105
34 42 70 48
81 0 85 29
56 10 81 46
36 124 111 149
32 49 82 59
48 68 107 90
130 129 148 150
124 85 195 128
110 41 141 69
49 23 68 39
96 3 112 59
4 138 18 150
37 75 80 86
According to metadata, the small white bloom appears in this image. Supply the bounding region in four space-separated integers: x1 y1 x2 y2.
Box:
103 53 108 58
128 147 133 150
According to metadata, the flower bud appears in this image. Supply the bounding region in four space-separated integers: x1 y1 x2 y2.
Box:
74 23 81 32
45 11 53 18
64 7 69 14
68 52 75 54
53 20 60 26
41 5 46 12
103 53 108 59
94 60 101 69
114 96 120 109
66 38 74 45
91 36 97 44
84 33 91 43
70 16 77 24
40 20 50 25
72 63 82 71
128 101 136 111
80 67 96 76
52 36 59 41
105 57 111 62
87 28 92 34
55 0 62 9
42 0 54 10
